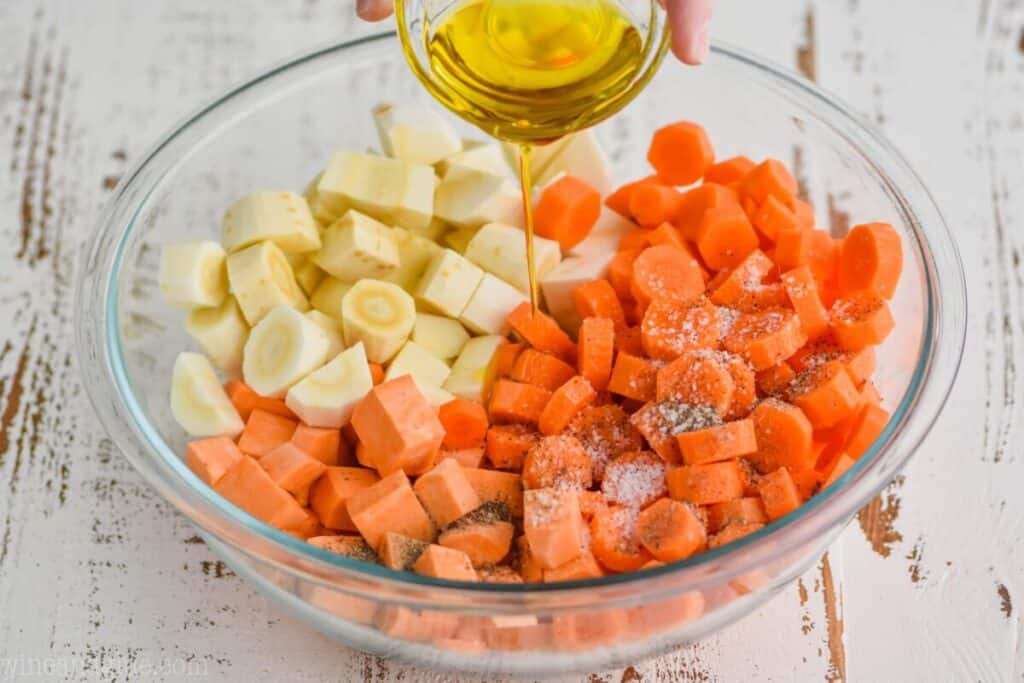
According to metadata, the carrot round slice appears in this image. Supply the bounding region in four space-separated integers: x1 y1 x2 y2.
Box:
655 350 735 416
523 434 592 490
739 159 798 205
677 419 758 465
675 183 740 241
629 184 685 227
646 121 715 186
641 296 721 360
578 317 615 391
438 398 489 450
722 309 807 371
574 279 626 331
704 156 756 186
538 376 598 436
752 195 799 241
830 292 895 351
534 175 602 249
788 360 860 430
608 249 641 301
749 398 814 473
590 505 654 572
605 174 659 217
837 222 903 299
781 265 830 340
723 354 756 420
630 244 706 306
696 205 760 271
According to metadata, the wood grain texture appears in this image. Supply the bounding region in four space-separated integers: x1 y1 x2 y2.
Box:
0 0 1020 680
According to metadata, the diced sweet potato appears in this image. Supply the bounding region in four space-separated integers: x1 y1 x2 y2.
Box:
308 466 379 532
346 471 436 549
413 458 481 528
351 376 444 476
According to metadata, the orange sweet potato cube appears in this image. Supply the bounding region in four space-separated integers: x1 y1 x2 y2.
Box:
186 436 243 487
543 550 605 582
462 467 524 517
439 504 515 566
413 458 481 528
291 424 343 466
350 376 444 477
237 409 297 457
523 488 585 570
308 535 378 562
378 531 429 571
286 508 321 540
516 535 544 583
374 605 460 642
437 447 485 468
412 544 479 581
308 466 379 531
260 442 328 506
346 471 436 549
214 455 309 531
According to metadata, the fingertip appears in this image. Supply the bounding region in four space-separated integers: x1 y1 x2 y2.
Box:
356 0 394 21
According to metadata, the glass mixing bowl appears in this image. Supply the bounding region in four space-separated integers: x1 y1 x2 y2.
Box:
75 33 966 677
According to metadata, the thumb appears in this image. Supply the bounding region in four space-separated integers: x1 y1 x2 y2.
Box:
356 0 394 21
664 0 713 65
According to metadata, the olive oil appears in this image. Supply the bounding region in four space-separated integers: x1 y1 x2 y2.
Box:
402 0 656 313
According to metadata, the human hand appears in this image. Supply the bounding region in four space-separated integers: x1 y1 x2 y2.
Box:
355 0 713 65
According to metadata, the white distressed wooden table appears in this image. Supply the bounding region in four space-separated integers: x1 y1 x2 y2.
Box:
0 1 1020 680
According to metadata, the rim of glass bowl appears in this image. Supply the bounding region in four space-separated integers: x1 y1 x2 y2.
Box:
76 33 966 608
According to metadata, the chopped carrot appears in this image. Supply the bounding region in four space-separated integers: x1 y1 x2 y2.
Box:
655 350 735 416
523 434 592 490
792 198 815 229
757 467 802 521
696 204 760 271
607 352 658 402
708 250 775 308
666 460 744 506
485 424 540 470
821 453 856 488
630 244 706 306
641 296 721 361
755 361 796 397
830 292 895 351
708 522 764 549
723 354 756 420
789 360 860 430
538 375 598 436
237 409 298 457
291 424 343 466
739 159 798 205
369 362 385 386
842 401 890 459
752 195 798 241
187 436 244 487
224 380 296 421
605 175 659 216
534 175 602 249
782 265 830 340
614 325 645 356
705 497 767 533
544 550 605 582
574 279 627 331
608 249 641 301
789 467 822 499
601 451 668 508
636 498 706 562
629 184 685 227
647 222 687 250
493 342 524 378
838 222 902 299
619 228 655 252
704 156 756 185
578 490 608 520
675 183 740 241
577 317 615 391
510 348 576 392
748 398 814 473
647 121 714 185
773 227 812 272
722 309 807 371
488 379 552 426
676 419 758 465
439 398 489 450
568 404 644 481
590 505 654 572
507 303 576 362
845 347 877 386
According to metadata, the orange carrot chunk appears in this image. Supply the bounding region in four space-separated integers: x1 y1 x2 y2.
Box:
773 227 812 272
488 379 552 426
485 424 539 470
568 404 645 481
493 342 524 378
605 175 659 217
641 296 721 361
510 348 576 392
629 184 685 227
224 380 297 421
608 249 641 301
757 467 802 521
607 352 658 402
696 205 760 271
837 222 903 299
706 497 768 533
739 159 798 205
637 498 707 562
723 354 757 420
574 279 627 331
821 453 856 488
677 419 758 465
538 375 598 436
523 434 593 490
756 361 796 397
722 309 807 371
438 398 489 450
748 398 814 473
590 505 654 572
578 317 615 391
704 156 756 185
781 265 831 340
666 460 744 506
655 350 735 416
708 250 775 308
630 244 706 306
646 121 715 186
792 198 815 229
789 361 861 430
830 292 895 351
507 303 576 362
752 195 799 242
534 175 602 250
